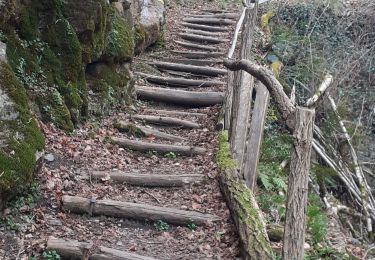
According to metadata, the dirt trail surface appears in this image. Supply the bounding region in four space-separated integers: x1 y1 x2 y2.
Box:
0 1 244 259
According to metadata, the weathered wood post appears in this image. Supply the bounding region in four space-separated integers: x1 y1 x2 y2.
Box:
283 107 315 260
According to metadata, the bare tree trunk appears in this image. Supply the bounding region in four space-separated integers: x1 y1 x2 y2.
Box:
283 107 315 260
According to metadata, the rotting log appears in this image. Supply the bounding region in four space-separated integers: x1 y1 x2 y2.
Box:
180 22 228 32
160 58 222 66
114 121 186 142
142 109 207 118
91 171 204 187
111 137 206 155
183 18 236 26
219 169 273 260
135 86 224 107
184 29 224 37
148 61 227 77
132 114 201 129
242 84 269 189
178 33 229 44
136 72 224 87
47 237 157 260
174 40 220 51
283 107 315 260
170 50 224 59
62 195 220 225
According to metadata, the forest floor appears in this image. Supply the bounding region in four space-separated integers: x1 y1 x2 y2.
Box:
0 1 244 259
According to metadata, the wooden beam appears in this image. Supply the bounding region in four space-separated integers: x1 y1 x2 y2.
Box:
47 237 158 260
142 109 207 118
132 114 201 129
111 137 206 155
148 61 227 77
136 72 224 87
178 33 229 44
160 58 222 66
180 22 228 32
135 86 224 107
170 50 224 59
62 196 220 225
114 121 186 142
183 29 224 37
183 18 236 25
92 171 205 187
174 40 219 51
242 84 269 189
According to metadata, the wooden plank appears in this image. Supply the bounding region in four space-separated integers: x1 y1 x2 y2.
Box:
242 84 269 189
148 61 227 77
114 121 186 142
174 40 219 51
135 86 224 107
136 72 224 87
111 137 206 155
92 171 204 187
178 33 229 44
142 109 207 118
170 50 224 59
47 237 158 260
62 195 220 225
183 18 236 25
132 114 201 129
180 22 228 32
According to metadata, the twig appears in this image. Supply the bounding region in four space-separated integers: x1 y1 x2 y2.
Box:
143 191 161 204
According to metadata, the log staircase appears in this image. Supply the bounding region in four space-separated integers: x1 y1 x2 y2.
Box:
46 7 241 259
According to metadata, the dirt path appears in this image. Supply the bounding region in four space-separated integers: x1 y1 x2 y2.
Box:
0 2 245 259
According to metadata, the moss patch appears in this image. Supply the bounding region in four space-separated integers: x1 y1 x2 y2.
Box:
216 131 237 171
0 62 44 206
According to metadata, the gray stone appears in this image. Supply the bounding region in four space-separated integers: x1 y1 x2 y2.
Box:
44 153 55 162
0 41 6 62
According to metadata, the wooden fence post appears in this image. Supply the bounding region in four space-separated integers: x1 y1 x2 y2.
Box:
283 107 315 260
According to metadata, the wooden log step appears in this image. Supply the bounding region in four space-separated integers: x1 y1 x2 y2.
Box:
136 72 224 87
111 137 206 155
161 58 222 66
178 33 229 44
183 18 236 26
47 237 157 260
180 22 228 32
114 121 186 142
201 9 236 14
170 50 224 59
92 171 204 187
136 86 224 107
174 40 219 51
184 29 225 37
148 61 227 77
142 109 207 118
62 195 220 225
187 13 239 19
132 114 201 129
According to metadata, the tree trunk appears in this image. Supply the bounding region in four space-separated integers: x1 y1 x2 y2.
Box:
135 86 224 107
283 107 315 260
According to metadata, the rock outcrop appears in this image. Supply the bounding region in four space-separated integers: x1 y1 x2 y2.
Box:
0 0 165 206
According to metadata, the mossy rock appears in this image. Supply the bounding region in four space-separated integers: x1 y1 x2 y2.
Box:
0 62 44 207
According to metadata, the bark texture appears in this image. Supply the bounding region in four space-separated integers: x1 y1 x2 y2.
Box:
283 107 315 260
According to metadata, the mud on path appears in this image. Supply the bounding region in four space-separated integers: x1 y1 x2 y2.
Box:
0 1 244 259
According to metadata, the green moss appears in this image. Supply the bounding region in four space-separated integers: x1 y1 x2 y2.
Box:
105 9 134 61
135 25 146 50
216 131 237 171
0 62 44 205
